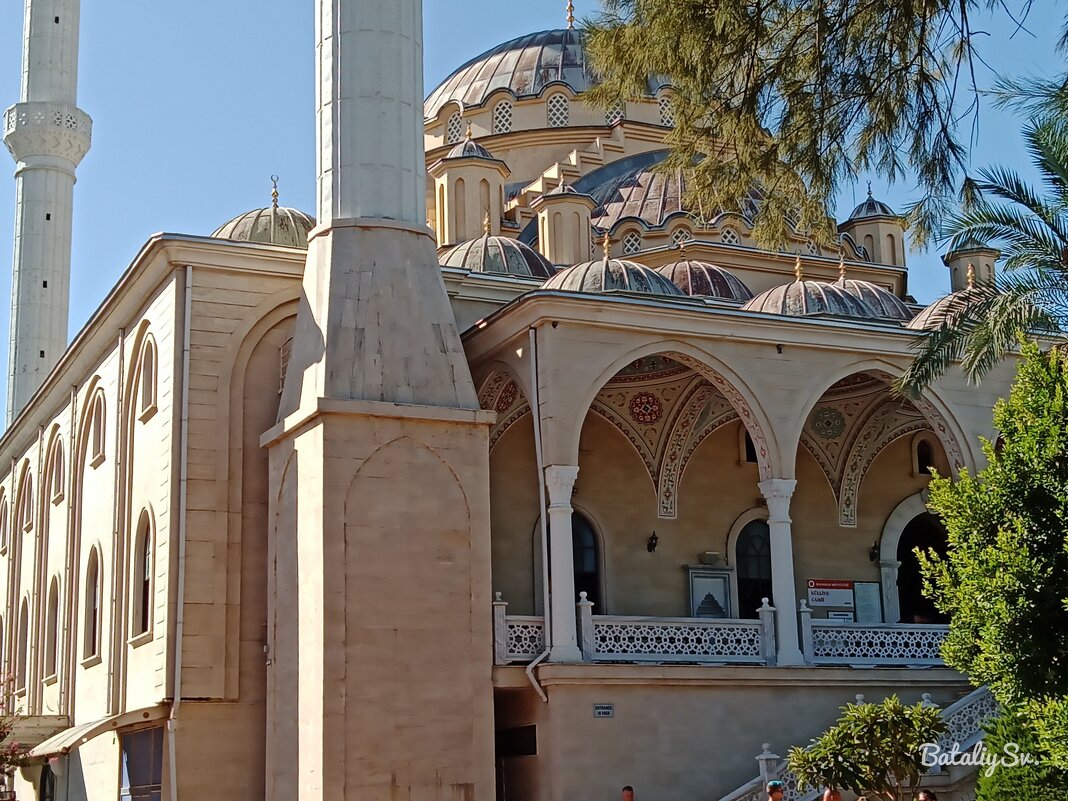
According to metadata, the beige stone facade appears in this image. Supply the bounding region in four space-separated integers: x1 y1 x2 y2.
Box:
0 17 1011 801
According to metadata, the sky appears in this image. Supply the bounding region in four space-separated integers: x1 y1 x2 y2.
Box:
0 0 1064 414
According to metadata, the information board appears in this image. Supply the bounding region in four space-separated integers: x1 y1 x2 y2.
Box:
807 578 855 607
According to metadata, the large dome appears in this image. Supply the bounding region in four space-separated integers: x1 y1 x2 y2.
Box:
742 279 876 318
440 235 554 279
545 258 685 297
907 288 981 331
836 278 912 321
212 206 316 249
425 29 669 119
656 257 753 302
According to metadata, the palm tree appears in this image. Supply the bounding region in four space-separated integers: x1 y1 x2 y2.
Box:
898 80 1068 393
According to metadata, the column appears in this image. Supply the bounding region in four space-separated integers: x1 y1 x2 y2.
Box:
880 560 902 623
759 478 804 665
545 465 582 662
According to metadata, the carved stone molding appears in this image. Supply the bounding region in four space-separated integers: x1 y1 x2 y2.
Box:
544 465 579 507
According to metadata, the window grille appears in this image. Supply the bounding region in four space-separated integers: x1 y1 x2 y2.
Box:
547 94 570 128
720 227 740 245
446 112 464 144
622 231 642 255
658 95 676 127
492 101 513 134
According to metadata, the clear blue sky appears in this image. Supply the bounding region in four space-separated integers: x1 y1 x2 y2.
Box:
0 0 1063 408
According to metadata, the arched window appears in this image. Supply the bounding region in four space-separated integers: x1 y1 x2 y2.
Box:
19 473 34 533
658 94 676 127
606 102 625 126
139 337 158 419
622 230 642 255
84 547 101 660
885 233 897 265
16 599 28 691
445 111 464 144
44 576 59 678
50 440 64 504
670 227 692 247
863 234 875 258
915 438 935 476
0 497 8 553
132 511 153 638
720 227 740 245
735 520 772 619
492 101 513 134
90 392 106 467
896 513 948 623
547 94 570 128
572 513 601 610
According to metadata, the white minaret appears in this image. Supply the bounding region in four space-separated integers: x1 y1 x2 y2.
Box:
3 0 92 422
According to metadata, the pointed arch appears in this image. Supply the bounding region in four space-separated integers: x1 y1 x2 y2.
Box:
131 509 154 639
44 575 60 678
16 597 29 691
83 545 102 661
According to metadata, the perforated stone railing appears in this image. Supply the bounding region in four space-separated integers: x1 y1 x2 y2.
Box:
492 595 546 664
717 687 999 801
800 602 948 666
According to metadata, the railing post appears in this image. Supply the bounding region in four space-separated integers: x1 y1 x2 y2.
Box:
758 597 777 666
799 600 813 664
493 592 509 665
756 743 780 785
577 591 595 661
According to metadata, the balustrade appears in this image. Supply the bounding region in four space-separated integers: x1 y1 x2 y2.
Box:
799 601 948 666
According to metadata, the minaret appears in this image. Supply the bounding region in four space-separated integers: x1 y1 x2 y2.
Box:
3 0 92 422
265 2 494 800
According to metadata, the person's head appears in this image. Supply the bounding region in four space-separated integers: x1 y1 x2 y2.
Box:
917 791 938 801
766 781 785 799
822 789 841 801
622 786 634 801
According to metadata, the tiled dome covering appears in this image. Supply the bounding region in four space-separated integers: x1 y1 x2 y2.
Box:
545 258 685 296
836 279 912 321
846 192 897 221
906 289 980 331
212 206 316 249
440 235 554 279
425 29 669 119
446 137 497 161
656 258 753 301
742 280 876 318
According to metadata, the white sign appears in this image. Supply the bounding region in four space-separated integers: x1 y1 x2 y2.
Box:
593 704 614 718
807 579 855 608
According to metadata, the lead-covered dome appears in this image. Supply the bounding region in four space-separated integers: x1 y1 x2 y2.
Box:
836 278 912 321
656 257 753 301
545 257 685 296
440 235 555 279
906 288 981 331
425 29 669 119
742 279 875 318
212 206 316 249
846 191 897 221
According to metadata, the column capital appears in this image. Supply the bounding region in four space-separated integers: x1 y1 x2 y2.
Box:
880 559 902 570
545 465 579 507
758 478 796 523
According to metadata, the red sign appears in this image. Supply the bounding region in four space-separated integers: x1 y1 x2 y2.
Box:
807 579 855 607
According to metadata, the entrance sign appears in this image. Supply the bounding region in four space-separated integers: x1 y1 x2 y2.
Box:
807 579 855 607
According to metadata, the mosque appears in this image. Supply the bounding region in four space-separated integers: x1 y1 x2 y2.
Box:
0 1 1005 800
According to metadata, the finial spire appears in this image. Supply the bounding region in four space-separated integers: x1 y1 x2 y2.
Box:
678 237 687 253
866 181 873 199
967 263 975 289
567 0 575 29
483 211 492 236
838 249 846 282
794 253 804 282
602 231 611 264
465 118 473 139
271 174 280 209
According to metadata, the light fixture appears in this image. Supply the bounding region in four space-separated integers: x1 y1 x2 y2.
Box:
868 541 880 562
647 531 659 553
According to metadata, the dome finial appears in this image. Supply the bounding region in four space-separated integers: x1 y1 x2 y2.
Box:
483 211 492 235
967 262 975 289
838 248 846 282
678 237 687 254
602 231 612 264
271 175 280 209
465 118 473 140
794 253 804 282
567 0 575 29
866 181 873 199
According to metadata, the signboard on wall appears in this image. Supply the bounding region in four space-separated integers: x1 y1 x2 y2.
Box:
807 579 855 608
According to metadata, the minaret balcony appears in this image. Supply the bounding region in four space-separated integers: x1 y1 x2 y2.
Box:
3 101 92 167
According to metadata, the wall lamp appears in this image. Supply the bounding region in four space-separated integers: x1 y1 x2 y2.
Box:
647 531 659 553
868 541 880 562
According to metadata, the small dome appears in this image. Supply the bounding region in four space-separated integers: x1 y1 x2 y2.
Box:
906 288 981 331
656 257 753 302
446 136 497 161
836 278 912 321
545 258 685 296
742 280 876 318
440 235 554 279
847 190 897 221
212 206 316 249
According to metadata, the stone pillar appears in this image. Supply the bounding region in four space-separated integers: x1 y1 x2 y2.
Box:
545 465 582 662
880 559 901 623
759 479 804 665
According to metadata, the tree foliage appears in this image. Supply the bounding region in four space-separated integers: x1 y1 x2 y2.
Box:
919 342 1068 765
976 706 1068 800
584 1 1067 249
788 696 946 801
898 89 1068 392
